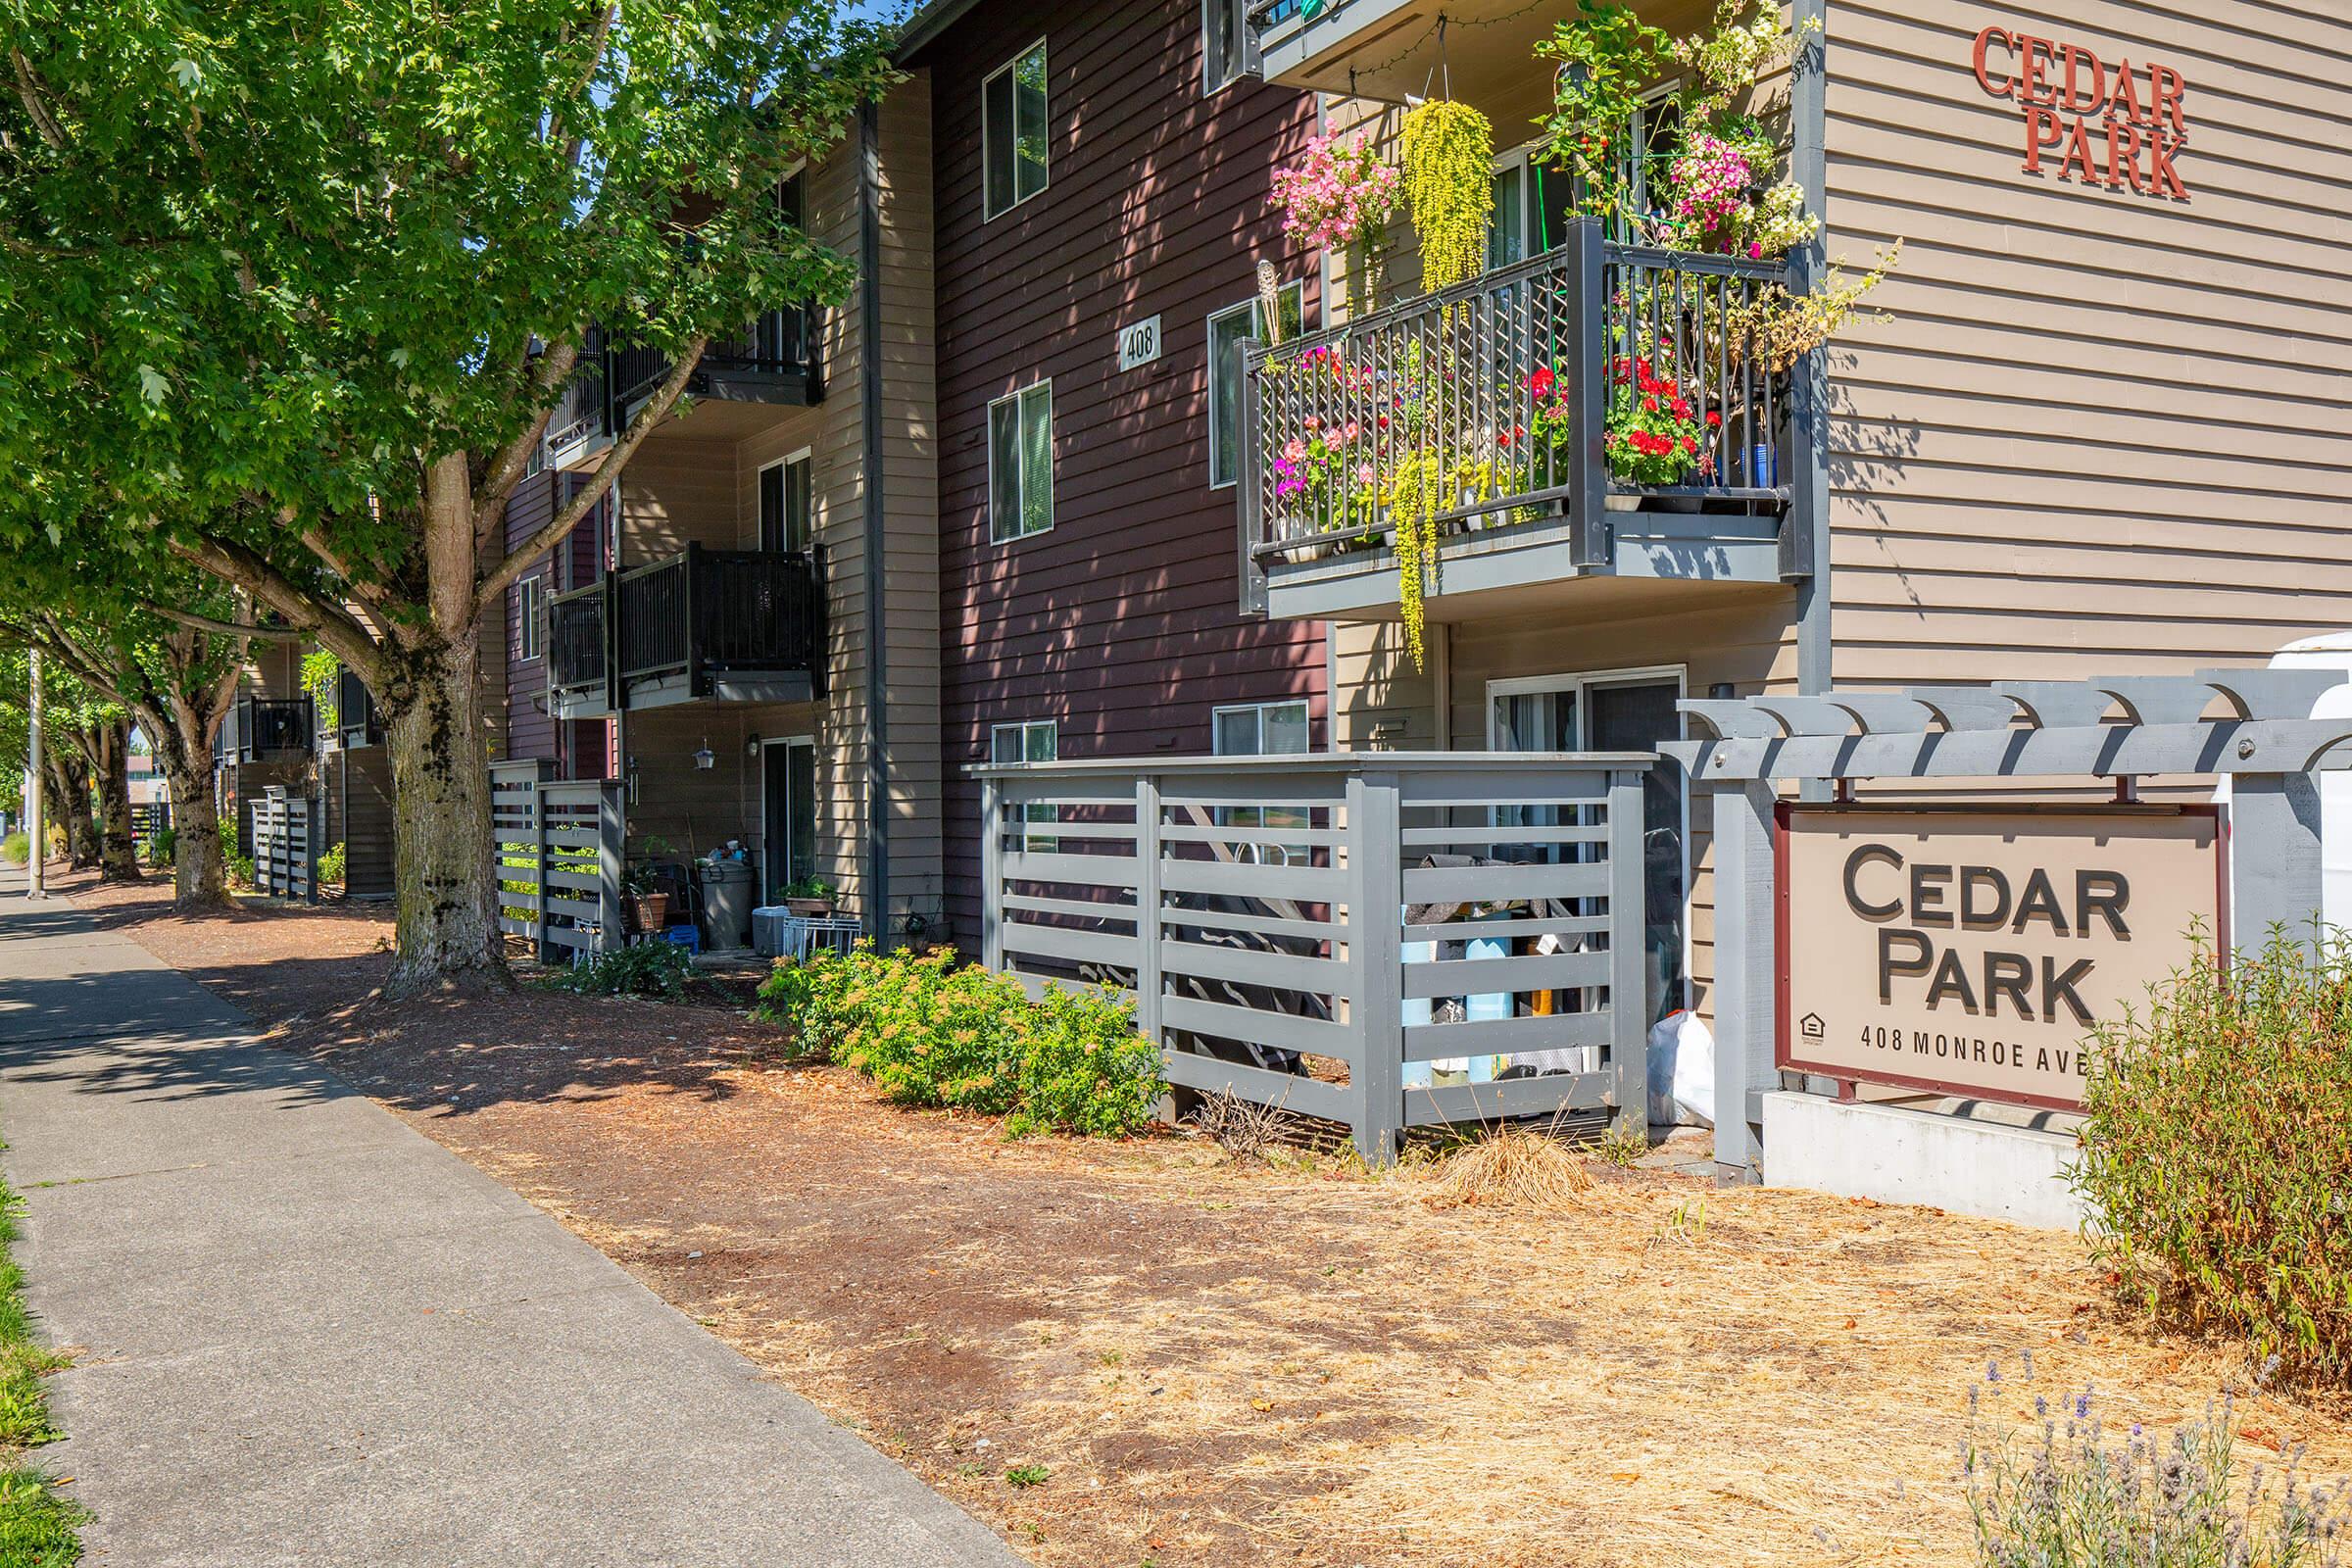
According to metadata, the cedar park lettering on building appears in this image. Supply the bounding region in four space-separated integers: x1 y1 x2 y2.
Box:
1971 26 2189 199
1840 844 2127 1024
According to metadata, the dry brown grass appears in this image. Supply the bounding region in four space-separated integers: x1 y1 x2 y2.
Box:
1419 1124 1594 1211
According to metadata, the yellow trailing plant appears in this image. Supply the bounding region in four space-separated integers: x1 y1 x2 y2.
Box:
1399 100 1494 296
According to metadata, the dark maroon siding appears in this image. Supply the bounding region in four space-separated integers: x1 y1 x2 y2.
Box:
909 0 1328 939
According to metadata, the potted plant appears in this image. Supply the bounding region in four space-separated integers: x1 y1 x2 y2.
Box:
778 876 835 918
624 863 673 931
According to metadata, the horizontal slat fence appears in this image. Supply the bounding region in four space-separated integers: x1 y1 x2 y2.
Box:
491 760 623 959
249 788 315 902
977 755 1650 1161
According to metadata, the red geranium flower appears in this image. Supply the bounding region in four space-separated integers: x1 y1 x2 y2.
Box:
1529 367 1556 397
1705 410 1723 427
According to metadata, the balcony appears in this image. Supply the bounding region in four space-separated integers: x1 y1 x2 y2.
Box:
548 545 826 719
1250 0 1568 99
1243 220 1800 623
216 696 315 766
606 308 820 427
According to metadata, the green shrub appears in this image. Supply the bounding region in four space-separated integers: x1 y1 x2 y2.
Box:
1963 1366 2345 1566
540 940 694 1000
317 841 347 885
0 833 24 867
145 827 175 868
2071 929 2352 1383
754 943 1166 1139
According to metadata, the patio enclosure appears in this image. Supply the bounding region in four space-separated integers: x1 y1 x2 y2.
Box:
976 754 1652 1161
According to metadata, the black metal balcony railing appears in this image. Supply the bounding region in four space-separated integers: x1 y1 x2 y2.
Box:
605 307 818 420
1244 219 1792 576
218 696 315 765
547 584 609 700
549 545 825 712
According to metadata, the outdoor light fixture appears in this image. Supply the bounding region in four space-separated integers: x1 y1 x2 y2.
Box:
745 732 761 758
694 739 716 770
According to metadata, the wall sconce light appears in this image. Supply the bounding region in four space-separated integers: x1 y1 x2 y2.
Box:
1708 682 1737 702
694 738 716 770
745 732 761 758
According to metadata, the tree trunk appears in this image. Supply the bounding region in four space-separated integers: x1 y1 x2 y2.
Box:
383 630 507 995
91 718 141 883
50 750 98 870
163 761 229 911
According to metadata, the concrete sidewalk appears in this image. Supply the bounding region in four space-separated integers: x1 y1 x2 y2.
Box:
0 872 1021 1568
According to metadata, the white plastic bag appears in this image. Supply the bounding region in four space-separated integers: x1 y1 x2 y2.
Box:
1644 1009 1716 1129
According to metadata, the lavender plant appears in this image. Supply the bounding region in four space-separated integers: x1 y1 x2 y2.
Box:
1963 1360 2347 1567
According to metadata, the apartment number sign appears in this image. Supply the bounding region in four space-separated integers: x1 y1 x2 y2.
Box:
1777 807 2223 1111
1116 315 1161 372
1970 25 2190 200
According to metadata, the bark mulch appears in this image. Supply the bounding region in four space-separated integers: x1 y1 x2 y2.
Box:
60 873 2352 1568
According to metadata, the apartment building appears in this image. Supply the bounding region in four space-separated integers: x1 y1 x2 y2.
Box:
506 91 946 942
1224 0 2352 1028
897 0 1332 940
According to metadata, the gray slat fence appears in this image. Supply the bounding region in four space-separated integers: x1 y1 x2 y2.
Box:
491 760 624 959
975 754 1652 1162
249 786 315 902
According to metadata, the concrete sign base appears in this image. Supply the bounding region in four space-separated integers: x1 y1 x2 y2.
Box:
1759 1092 2087 1231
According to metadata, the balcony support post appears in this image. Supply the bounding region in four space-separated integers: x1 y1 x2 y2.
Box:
1566 218 1610 571
1347 770 1404 1168
601 566 621 714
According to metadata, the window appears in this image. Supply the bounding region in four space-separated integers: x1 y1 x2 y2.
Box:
1211 700 1310 757
991 719 1058 851
988 380 1054 542
1201 0 1251 94
983 40 1050 219
759 450 812 553
1213 700 1311 863
1488 141 1579 270
1206 281 1305 490
514 575 544 663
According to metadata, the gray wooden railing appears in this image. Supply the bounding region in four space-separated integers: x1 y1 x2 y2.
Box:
1244 219 1792 581
491 760 623 960
975 754 1652 1162
249 786 315 902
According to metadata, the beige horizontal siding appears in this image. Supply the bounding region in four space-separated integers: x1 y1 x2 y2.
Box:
1825 0 2352 690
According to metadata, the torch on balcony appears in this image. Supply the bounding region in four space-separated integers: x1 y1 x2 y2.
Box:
548 545 826 719
1242 218 1804 623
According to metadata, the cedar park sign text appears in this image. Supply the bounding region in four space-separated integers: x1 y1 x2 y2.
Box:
1971 25 2190 199
1841 844 2120 1023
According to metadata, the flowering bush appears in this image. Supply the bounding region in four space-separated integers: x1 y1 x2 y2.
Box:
1270 131 1400 255
1534 356 1715 486
1271 130 1400 307
1659 130 1761 251
755 942 1168 1140
1962 1359 2348 1566
1264 345 1384 518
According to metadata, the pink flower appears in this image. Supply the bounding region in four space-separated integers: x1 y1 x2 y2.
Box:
1341 420 1361 443
1354 463 1375 485
1283 438 1306 464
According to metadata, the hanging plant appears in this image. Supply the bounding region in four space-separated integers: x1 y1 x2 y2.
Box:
1537 1 1672 220
1399 100 1494 296
1270 130 1402 313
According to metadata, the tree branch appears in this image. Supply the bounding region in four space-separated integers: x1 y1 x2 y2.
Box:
473 331 707 614
472 337 581 551
142 603 304 641
10 51 65 151
171 535 390 688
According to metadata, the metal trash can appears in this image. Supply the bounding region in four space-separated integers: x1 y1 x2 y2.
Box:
700 859 755 952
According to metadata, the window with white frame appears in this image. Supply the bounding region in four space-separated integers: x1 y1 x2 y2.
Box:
1211 700 1310 757
983 40 1050 219
759 450 812 553
991 718 1059 851
1212 700 1311 862
1206 281 1305 490
988 380 1054 542
514 575 544 663
1201 0 1251 94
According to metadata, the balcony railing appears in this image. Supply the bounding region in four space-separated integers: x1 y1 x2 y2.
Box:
1243 219 1796 607
218 696 315 765
606 308 819 422
548 545 826 715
